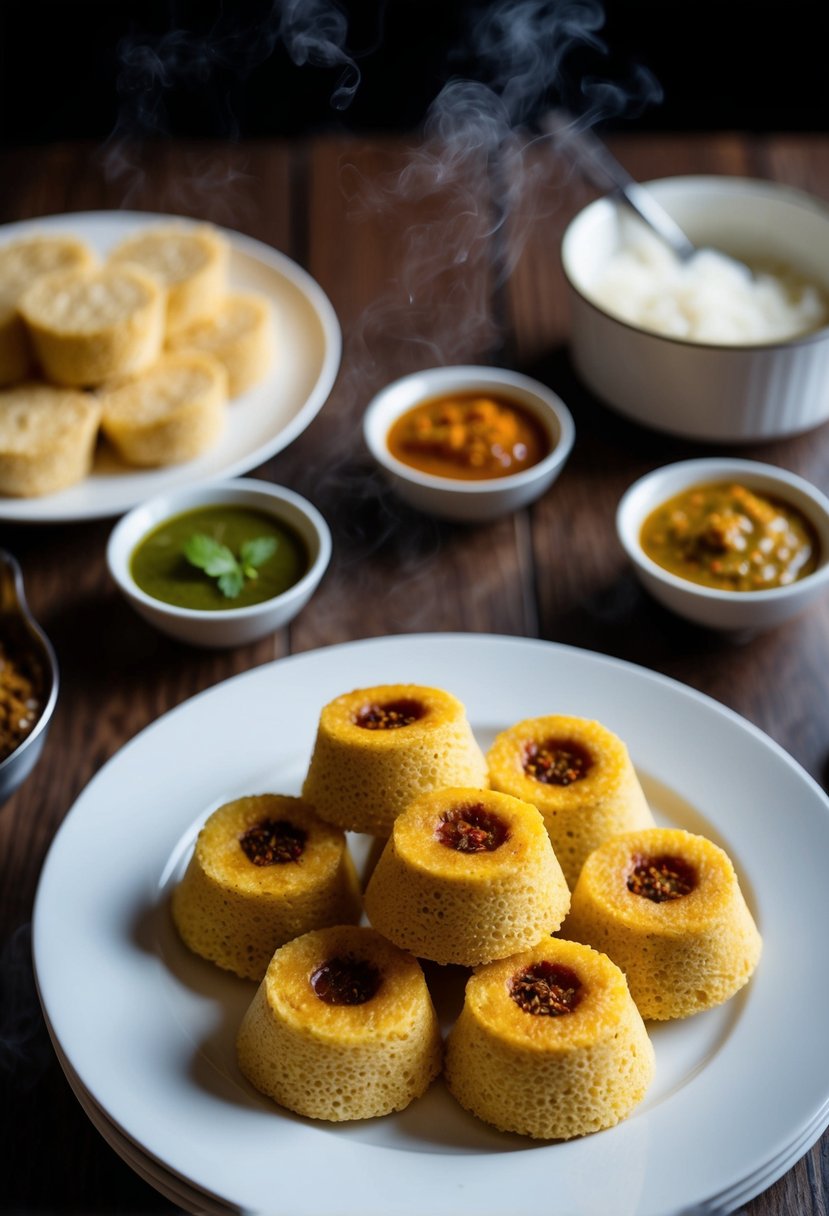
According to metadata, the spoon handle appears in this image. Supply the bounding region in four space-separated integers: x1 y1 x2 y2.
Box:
539 111 697 262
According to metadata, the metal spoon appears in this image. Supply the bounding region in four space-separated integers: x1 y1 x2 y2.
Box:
539 111 698 262
0 549 59 806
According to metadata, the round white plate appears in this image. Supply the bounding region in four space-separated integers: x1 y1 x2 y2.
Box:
0 211 342 523
33 634 829 1216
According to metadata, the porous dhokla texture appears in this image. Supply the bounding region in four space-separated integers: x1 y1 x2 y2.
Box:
108 224 228 336
236 924 443 1121
166 292 274 396
563 827 762 1021
99 350 227 466
364 787 570 966
301 683 489 837
0 234 97 385
171 794 363 981
487 715 655 889
18 262 164 387
445 937 654 1140
0 383 101 496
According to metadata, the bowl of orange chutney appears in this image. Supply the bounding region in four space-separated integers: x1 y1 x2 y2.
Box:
617 458 829 632
363 366 575 522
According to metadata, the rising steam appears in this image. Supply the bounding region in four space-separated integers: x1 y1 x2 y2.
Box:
98 0 661 564
280 0 662 567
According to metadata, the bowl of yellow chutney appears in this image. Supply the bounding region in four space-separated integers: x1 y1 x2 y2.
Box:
616 458 829 633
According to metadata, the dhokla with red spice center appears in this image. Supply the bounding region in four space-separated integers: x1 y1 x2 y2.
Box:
236 924 443 1121
445 936 654 1139
301 683 488 837
487 714 655 889
562 826 762 1020
171 793 362 981
364 787 570 965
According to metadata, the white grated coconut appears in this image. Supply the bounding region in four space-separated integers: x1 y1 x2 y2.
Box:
587 228 828 345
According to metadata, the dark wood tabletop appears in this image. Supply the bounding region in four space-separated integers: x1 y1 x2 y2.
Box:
1 132 828 1216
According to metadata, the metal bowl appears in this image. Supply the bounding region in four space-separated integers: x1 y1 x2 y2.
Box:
0 549 59 806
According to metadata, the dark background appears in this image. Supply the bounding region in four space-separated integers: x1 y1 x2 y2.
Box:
0 0 827 146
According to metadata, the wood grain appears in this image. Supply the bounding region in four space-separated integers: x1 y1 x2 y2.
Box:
1 134 827 1215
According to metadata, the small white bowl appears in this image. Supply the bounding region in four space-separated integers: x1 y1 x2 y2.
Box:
107 478 332 648
363 365 575 523
617 458 829 632
562 176 829 442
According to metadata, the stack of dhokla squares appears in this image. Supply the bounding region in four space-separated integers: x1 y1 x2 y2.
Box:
170 682 761 1138
0 224 273 496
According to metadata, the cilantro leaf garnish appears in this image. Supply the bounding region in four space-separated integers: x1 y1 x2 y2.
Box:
183 533 279 599
240 536 278 579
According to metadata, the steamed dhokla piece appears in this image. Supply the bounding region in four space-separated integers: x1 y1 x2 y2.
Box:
18 262 164 387
301 684 488 837
236 924 442 1121
172 794 363 981
445 937 654 1140
166 292 273 396
364 787 570 966
0 234 97 385
108 223 228 336
487 715 655 889
0 382 101 496
99 350 227 466
563 827 762 1021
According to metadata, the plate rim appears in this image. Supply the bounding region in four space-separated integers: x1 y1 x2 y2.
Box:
32 632 829 1216
0 209 342 524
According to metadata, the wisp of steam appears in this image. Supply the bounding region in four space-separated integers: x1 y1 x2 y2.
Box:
98 0 661 569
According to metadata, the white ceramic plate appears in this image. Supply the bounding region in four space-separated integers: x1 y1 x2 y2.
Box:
33 634 829 1216
0 211 341 523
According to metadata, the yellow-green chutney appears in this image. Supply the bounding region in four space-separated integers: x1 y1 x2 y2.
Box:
640 482 819 592
131 505 309 611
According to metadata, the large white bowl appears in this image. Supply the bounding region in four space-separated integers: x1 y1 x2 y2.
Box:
363 365 575 523
107 479 332 648
562 176 829 442
616 457 829 632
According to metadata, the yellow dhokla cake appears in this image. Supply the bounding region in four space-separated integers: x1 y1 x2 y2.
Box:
19 262 164 386
301 683 488 837
487 714 655 889
171 794 362 981
445 937 654 1140
364 787 570 965
108 224 228 336
236 924 443 1121
166 291 273 396
0 383 101 496
0 234 97 385
563 827 762 1020
99 350 227 466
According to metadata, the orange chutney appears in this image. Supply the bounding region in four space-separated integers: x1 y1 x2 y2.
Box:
640 482 819 591
386 392 551 481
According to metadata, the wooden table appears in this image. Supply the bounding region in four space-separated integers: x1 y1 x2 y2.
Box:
1 133 828 1215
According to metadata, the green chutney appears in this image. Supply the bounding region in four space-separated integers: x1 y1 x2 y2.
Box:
131 505 309 611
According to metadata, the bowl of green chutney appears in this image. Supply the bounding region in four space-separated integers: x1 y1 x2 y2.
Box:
107 478 332 648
